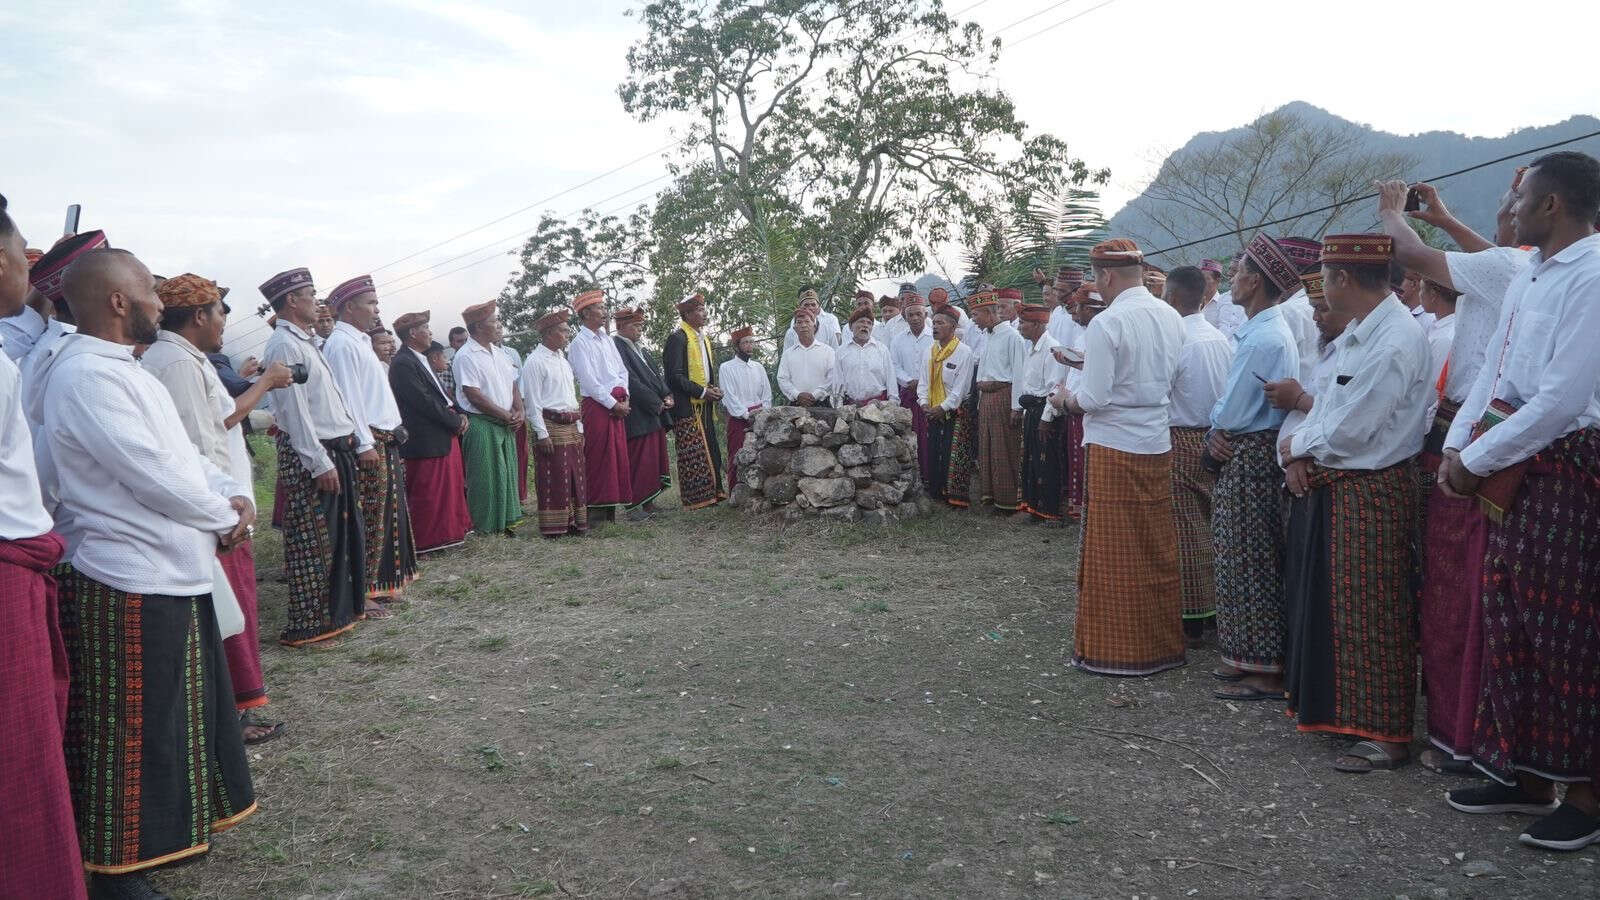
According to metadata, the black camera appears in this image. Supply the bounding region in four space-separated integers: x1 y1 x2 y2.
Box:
289 362 310 384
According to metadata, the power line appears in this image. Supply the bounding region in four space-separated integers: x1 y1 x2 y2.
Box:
1143 128 1600 258
1007 0 1121 46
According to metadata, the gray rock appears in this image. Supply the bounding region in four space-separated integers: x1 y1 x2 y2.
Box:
740 467 763 490
728 484 750 508
876 422 898 439
772 406 807 422
790 446 838 477
734 445 758 469
821 432 850 449
831 415 852 434
747 498 771 514
818 503 860 522
809 407 840 427
764 474 799 504
801 433 821 446
798 476 855 507
838 443 871 467
872 458 901 481
850 420 878 443
751 408 774 435
855 484 888 509
870 436 897 459
897 501 923 519
845 465 874 488
757 447 793 476
862 508 896 526
880 481 906 505
782 505 806 522
794 492 813 510
858 401 894 424
766 421 802 448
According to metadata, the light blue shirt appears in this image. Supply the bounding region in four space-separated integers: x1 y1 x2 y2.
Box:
1210 303 1299 435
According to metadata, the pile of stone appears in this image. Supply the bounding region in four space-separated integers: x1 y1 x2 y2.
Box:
728 401 932 525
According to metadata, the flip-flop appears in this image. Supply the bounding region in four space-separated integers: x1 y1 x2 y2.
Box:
1418 748 1481 776
1213 684 1282 701
1211 667 1246 682
240 713 286 746
1333 740 1410 774
363 605 392 620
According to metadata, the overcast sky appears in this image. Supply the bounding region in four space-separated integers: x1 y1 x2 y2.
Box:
5 0 1596 353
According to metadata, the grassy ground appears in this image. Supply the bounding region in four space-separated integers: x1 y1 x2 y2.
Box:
160 439 1596 898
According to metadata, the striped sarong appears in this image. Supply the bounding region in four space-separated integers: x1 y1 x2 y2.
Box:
358 427 418 599
976 386 1021 511
673 412 723 510
1019 397 1062 520
1072 445 1185 676
1169 426 1217 621
535 418 589 537
1212 430 1286 673
1284 460 1420 743
462 414 522 534
276 433 366 646
946 402 977 507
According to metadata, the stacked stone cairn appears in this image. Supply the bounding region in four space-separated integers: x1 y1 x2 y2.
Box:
728 401 933 525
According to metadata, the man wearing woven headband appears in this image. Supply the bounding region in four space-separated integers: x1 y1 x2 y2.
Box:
1054 282 1106 519
389 309 472 555
778 308 835 408
834 305 896 407
890 294 934 481
611 306 674 518
568 289 633 524
521 309 588 537
969 289 1026 513
455 299 526 535
1061 238 1186 678
1435 151 1600 849
918 302 974 502
1198 257 1245 341
784 286 841 350
1276 232 1431 776
663 293 726 509
717 324 771 490
1014 302 1067 523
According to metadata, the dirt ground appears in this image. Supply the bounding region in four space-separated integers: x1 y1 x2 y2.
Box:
161 448 1596 899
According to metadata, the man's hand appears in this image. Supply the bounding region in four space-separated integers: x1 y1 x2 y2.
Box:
1263 377 1305 411
1207 429 1236 462
223 495 256 547
239 357 262 379
537 437 555 455
262 360 295 389
662 394 675 410
1031 266 1047 285
507 409 525 427
611 400 631 418
1407 182 1454 227
705 386 724 401
314 468 341 493
357 448 380 470
457 415 470 435
796 392 815 407
1285 458 1312 497
1377 179 1410 215
1441 451 1483 499
1048 391 1067 412
925 405 944 421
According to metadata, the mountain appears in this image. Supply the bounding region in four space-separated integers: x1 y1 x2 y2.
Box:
1109 102 1600 265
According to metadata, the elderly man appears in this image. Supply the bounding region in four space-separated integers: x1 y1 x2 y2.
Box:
46 248 257 895
778 311 835 408
783 286 842 349
259 267 369 644
1198 258 1245 341
663 293 726 509
919 302 975 502
390 310 472 554
891 296 934 480
144 273 293 743
945 289 990 508
1015 302 1066 522
1062 239 1185 677
834 306 896 406
972 290 1028 514
718 325 771 488
521 309 588 538
568 289 632 522
325 276 416 604
455 300 525 535
613 306 674 517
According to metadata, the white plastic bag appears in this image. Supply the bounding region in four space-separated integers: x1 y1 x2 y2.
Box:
211 556 245 639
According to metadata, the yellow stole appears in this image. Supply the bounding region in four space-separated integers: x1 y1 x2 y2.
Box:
927 338 959 408
680 321 709 409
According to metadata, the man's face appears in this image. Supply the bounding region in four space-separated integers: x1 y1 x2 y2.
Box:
903 304 926 334
687 305 708 328
854 296 872 314
1018 319 1043 342
1399 270 1422 303
1511 167 1554 247
314 304 335 337
476 316 503 345
195 300 228 353
580 305 606 330
1309 293 1351 342
345 291 379 332
542 326 570 352
1202 271 1220 299
737 336 756 356
794 317 816 344
373 333 396 362
850 317 873 343
998 299 1017 322
972 304 998 330
617 318 642 342
800 297 820 316
410 322 434 351
427 349 447 372
0 226 29 316
1320 265 1363 320
450 330 467 350
931 313 955 343
124 259 162 346
1070 302 1100 327
879 303 899 322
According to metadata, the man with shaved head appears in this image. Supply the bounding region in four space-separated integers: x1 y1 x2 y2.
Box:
43 247 257 895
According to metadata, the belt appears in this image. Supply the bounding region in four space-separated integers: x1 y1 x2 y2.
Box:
542 410 581 425
321 434 359 452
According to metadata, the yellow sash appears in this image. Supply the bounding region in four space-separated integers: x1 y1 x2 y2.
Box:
681 321 709 409
927 338 959 408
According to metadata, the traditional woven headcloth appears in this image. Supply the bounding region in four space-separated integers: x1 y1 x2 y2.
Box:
392 310 430 335
1299 271 1325 302
573 288 605 313
611 305 643 325
729 325 754 344
996 287 1023 301
1319 233 1394 266
882 292 912 307
677 292 707 317
900 292 925 309
898 282 918 299
854 289 874 303
968 289 998 310
1088 238 1143 268
1243 233 1300 294
928 286 950 304
931 302 959 320
327 275 376 311
30 230 109 304
155 273 222 310
1055 266 1085 292
258 267 313 305
847 306 875 325
1199 258 1222 276
534 308 569 334
1017 302 1051 324
1071 283 1106 309
1277 237 1323 273
797 288 819 304
461 300 497 327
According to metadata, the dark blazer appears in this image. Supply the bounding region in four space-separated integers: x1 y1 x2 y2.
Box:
389 347 462 459
614 336 673 439
662 327 715 423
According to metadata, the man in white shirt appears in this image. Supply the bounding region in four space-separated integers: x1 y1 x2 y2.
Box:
259 267 370 645
877 288 909 349
18 231 103 429
783 287 842 349
0 299 45 361
0 195 84 899
46 248 257 893
778 312 835 406
972 289 1028 514
834 307 897 407
717 325 771 490
1434 153 1600 847
919 302 975 503
1061 239 1185 677
324 275 418 605
1015 303 1066 522
890 297 934 481
568 289 633 523
1161 266 1233 643
928 286 975 345
521 309 588 538
1420 279 1457 406
1278 234 1430 776
1198 257 1246 341
144 273 293 744
455 300 526 535
1046 266 1085 355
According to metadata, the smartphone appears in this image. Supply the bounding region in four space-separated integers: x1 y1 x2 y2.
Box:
1054 346 1085 366
1403 187 1421 212
63 204 81 236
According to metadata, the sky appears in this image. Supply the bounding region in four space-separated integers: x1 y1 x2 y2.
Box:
4 0 1596 356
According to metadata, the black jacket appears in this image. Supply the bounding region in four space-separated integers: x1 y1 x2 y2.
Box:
662 327 716 423
388 347 462 459
614 336 673 440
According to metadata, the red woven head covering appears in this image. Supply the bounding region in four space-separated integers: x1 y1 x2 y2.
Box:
1089 238 1143 268
676 293 706 317
997 287 1023 301
327 275 376 312
30 230 109 304
847 306 875 325
1243 234 1300 294
1319 234 1394 266
155 273 223 310
462 300 498 327
729 325 754 344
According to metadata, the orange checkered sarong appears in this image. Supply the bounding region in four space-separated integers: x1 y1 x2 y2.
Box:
1072 444 1186 676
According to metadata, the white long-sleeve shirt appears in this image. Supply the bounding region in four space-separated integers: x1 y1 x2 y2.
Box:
1020 331 1067 422
568 325 630 408
19 319 75 405
1444 233 1600 476
976 321 1028 411
1441 246 1532 403
718 356 772 420
323 321 402 450
1277 290 1322 385
41 335 243 594
0 348 53 540
454 338 519 415
142 330 253 493
890 327 934 388
1073 287 1184 455
1277 337 1343 467
778 340 835 403
1200 293 1247 342
262 321 361 476
784 310 843 350
834 338 897 405
0 306 46 362
519 343 581 441
1168 313 1234 429
1288 294 1431 470
1047 305 1081 352
917 338 976 412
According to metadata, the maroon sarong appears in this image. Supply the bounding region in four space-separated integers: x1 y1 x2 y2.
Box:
514 421 530 503
404 441 472 553
899 384 929 484
726 415 750 487
536 418 589 537
218 541 266 711
0 532 87 899
627 429 670 509
1418 485 1489 759
580 395 632 508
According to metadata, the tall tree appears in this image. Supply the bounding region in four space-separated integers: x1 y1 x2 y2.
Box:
496 207 651 353
621 0 1102 333
1122 107 1415 264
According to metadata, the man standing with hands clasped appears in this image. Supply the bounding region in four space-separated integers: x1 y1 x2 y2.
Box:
455 300 525 536
568 289 633 524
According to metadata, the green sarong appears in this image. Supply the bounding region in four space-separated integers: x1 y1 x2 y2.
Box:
462 414 522 533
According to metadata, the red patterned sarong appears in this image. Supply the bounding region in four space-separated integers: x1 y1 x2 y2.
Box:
976 387 1021 511
404 440 471 553
535 418 589 537
217 541 266 710
581 395 632 509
